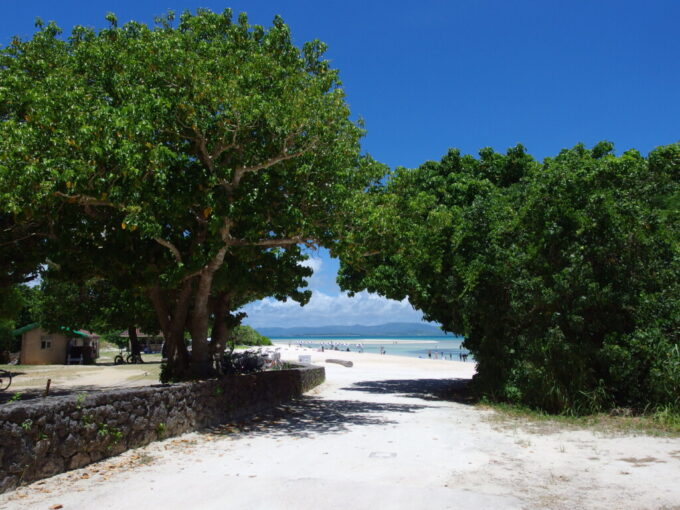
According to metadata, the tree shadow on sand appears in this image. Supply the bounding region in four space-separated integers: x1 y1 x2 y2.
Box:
207 396 431 439
342 378 476 404
206 379 475 440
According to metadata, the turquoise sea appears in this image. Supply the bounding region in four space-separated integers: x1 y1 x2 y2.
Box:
271 335 471 360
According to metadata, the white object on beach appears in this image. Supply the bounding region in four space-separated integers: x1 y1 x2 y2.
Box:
298 354 311 364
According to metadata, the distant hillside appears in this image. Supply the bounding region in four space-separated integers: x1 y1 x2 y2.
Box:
257 322 455 338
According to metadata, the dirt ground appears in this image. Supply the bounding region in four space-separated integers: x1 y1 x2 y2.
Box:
0 349 161 403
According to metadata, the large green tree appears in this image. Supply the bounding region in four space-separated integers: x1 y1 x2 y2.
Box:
0 214 45 291
34 275 159 357
0 10 379 378
339 142 679 414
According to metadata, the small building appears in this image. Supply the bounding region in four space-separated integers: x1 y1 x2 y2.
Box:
119 328 163 353
12 323 99 365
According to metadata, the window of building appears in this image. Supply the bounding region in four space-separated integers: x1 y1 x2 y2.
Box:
40 336 52 349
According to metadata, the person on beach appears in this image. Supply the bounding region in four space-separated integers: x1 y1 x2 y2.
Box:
428 350 432 359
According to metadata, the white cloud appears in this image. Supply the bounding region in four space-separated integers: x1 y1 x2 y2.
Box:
300 257 323 273
298 256 327 292
242 290 426 328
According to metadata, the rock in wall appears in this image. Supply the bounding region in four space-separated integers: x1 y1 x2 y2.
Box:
0 364 324 493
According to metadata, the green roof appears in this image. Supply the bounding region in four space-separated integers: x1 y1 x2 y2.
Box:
11 322 39 336
11 322 89 338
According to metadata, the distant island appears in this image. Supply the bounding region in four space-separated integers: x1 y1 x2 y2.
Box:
256 322 455 338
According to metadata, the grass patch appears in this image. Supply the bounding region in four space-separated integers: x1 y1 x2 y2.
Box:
479 400 680 437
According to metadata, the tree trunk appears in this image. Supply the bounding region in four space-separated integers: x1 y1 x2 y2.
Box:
128 326 142 356
187 247 230 379
148 242 234 381
209 296 228 358
82 338 94 365
188 306 213 379
148 282 193 381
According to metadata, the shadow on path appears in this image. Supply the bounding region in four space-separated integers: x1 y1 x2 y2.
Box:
206 378 475 440
342 378 475 404
207 395 431 439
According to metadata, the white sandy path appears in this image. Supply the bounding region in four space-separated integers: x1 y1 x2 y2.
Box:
1 348 679 510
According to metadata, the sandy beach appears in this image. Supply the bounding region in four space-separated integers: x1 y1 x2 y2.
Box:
1 346 679 509
279 339 441 344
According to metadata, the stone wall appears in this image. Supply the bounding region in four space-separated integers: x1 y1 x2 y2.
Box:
0 364 325 493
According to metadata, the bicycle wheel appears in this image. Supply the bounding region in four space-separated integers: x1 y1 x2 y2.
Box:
0 369 11 391
114 355 125 365
127 354 144 364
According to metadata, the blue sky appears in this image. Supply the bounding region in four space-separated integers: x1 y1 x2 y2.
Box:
3 1 679 327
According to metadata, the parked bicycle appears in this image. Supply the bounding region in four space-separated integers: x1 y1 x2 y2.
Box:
114 349 144 365
0 369 12 391
127 353 144 364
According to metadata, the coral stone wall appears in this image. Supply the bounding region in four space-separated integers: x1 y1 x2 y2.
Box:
0 365 325 493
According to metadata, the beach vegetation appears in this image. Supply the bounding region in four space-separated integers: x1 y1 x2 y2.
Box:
228 325 272 347
481 400 680 437
338 142 679 416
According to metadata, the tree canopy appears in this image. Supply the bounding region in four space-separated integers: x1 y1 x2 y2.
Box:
0 9 381 378
338 142 680 414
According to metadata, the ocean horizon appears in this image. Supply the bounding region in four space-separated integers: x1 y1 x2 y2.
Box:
271 335 470 360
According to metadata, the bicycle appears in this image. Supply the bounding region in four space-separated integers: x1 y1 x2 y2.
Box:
0 369 12 391
114 349 144 365
113 349 126 365
126 353 144 364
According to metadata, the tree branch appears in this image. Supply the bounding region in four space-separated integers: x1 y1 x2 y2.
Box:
54 191 118 208
0 231 44 247
227 236 318 249
210 123 239 161
154 237 182 264
148 286 171 339
231 148 308 188
193 133 214 172
181 269 203 281
222 134 317 190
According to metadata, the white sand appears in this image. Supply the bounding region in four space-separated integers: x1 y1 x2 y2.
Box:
2 347 679 510
280 339 441 344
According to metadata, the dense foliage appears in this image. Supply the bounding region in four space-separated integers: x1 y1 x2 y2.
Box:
35 276 160 356
339 142 679 414
228 325 272 347
0 285 36 353
0 10 380 378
